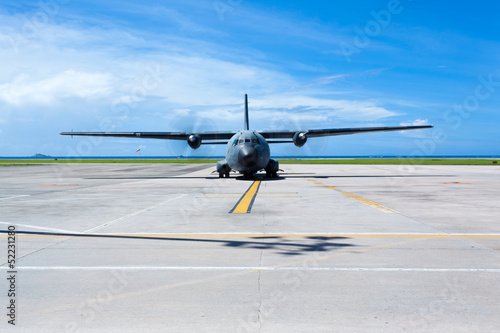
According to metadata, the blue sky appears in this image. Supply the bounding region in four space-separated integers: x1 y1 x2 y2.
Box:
0 0 499 157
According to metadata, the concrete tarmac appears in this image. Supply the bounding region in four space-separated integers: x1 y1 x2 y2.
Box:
0 163 499 332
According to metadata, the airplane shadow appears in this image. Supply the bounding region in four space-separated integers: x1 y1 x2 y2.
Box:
85 174 287 181
233 175 285 182
86 174 456 181
1 230 354 256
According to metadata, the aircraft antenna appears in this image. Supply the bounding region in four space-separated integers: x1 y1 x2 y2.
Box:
244 94 249 130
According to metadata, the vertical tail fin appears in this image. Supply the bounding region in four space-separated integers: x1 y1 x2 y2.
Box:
244 94 249 130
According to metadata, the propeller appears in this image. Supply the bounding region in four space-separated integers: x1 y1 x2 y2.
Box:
164 110 220 158
268 108 330 156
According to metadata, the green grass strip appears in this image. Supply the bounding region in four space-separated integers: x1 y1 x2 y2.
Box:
279 158 499 165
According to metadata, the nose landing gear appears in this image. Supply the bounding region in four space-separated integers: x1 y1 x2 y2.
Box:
242 172 254 180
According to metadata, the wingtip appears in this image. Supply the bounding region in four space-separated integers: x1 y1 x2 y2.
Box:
60 132 74 138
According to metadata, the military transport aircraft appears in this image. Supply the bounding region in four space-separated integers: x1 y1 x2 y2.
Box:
61 94 433 179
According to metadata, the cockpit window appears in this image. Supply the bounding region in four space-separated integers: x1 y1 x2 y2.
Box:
236 137 260 145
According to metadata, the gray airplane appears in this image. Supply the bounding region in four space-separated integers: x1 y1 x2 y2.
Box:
61 94 433 179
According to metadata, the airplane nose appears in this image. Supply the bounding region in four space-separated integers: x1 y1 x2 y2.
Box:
238 146 258 168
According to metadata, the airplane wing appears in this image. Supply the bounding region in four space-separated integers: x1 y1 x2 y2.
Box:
61 125 433 145
60 131 238 150
60 131 236 142
258 125 433 140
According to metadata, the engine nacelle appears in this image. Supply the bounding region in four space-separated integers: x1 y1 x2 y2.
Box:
293 132 307 147
187 134 202 149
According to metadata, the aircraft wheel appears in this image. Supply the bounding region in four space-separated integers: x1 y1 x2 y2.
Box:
219 173 224 178
225 172 230 178
272 172 277 178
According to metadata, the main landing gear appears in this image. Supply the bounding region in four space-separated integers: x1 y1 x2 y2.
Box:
265 159 279 178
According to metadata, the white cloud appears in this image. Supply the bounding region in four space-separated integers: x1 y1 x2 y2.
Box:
310 74 349 86
252 95 399 122
0 70 112 105
399 119 432 138
400 118 429 126
150 55 294 106
0 10 398 124
158 93 399 131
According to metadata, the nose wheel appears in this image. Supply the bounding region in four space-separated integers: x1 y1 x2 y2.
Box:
242 172 254 180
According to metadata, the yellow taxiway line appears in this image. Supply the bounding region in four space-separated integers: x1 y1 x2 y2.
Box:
342 192 400 214
229 179 262 214
5 233 500 240
305 177 399 214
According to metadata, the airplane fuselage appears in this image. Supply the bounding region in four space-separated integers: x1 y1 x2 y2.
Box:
217 130 279 179
227 131 270 171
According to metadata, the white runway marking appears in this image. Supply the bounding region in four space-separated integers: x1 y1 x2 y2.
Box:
3 266 500 273
0 195 29 201
83 194 188 233
0 222 75 234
